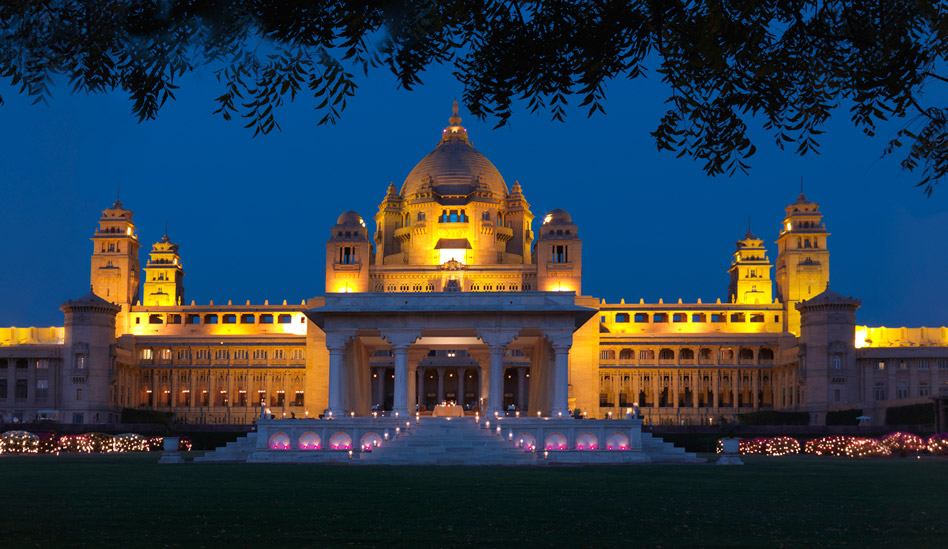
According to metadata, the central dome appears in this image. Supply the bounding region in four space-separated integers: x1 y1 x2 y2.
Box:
400 103 508 199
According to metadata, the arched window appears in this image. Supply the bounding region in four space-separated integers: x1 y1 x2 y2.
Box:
730 312 745 323
639 349 655 360
599 350 616 360
759 348 774 361
658 348 674 360
653 313 668 323
692 313 706 323
633 313 649 323
672 313 686 322
619 349 633 360
739 348 754 360
615 313 630 323
699 348 712 360
680 348 695 360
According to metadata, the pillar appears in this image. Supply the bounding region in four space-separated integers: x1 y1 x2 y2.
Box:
488 346 504 415
672 371 680 409
479 363 489 413
693 370 699 409
517 367 527 411
327 345 345 416
393 345 409 416
732 372 740 410
437 367 446 404
551 342 570 417
374 368 384 408
457 368 466 408
416 366 425 409
752 370 760 410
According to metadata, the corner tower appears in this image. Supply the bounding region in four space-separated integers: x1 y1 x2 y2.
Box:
536 209 582 293
326 211 371 293
775 193 830 335
90 199 140 333
728 230 773 304
142 233 185 306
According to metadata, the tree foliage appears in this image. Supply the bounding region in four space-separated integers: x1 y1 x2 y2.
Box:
1 1 945 193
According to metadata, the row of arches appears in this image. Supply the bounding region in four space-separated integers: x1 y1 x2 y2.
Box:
268 431 384 451
268 430 633 452
600 347 775 362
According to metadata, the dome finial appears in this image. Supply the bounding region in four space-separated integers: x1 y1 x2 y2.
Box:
441 100 469 144
448 99 462 127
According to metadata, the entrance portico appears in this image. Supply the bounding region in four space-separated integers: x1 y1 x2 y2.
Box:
306 292 594 418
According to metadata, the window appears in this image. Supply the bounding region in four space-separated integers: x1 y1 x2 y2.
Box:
739 348 754 361
873 383 885 401
241 314 255 324
877 361 885 371
672 313 686 323
273 349 285 360
253 349 267 360
215 349 229 361
750 314 765 323
339 246 355 264
75 354 86 370
204 314 219 324
0 379 6 399
699 348 712 360
149 314 163 324
187 314 200 324
234 350 249 360
168 314 182 324
619 349 633 360
834 389 841 402
223 314 237 324
278 314 292 324
16 359 27 370
0 359 6 369
36 380 48 400
896 382 909 399
653 313 667 323
76 387 83 401
680 348 695 360
615 313 629 323
260 314 274 324
552 245 568 263
759 348 775 361
140 348 153 360
72 413 83 424
658 348 674 360
158 349 172 360
692 313 706 323
719 349 735 360
177 349 191 360
710 313 725 323
939 359 948 370
639 349 655 361
36 359 49 370
633 313 649 323
599 350 615 360
918 360 929 370
292 349 304 360
898 361 907 370
730 313 745 323
195 349 210 360
919 383 930 397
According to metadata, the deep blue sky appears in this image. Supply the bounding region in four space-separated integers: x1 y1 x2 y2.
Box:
1 64 946 329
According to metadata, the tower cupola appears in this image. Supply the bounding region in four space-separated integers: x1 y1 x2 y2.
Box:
142 232 185 306
728 228 773 304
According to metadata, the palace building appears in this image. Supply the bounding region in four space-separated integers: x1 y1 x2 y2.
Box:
2 103 947 429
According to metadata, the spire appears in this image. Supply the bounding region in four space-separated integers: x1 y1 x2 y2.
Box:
746 216 754 239
112 182 123 209
440 100 469 144
162 221 170 243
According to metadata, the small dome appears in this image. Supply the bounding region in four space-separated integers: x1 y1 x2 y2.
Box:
336 210 365 227
543 209 572 225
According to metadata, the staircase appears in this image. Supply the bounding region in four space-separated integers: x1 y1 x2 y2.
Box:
194 432 258 462
640 432 704 464
358 418 538 466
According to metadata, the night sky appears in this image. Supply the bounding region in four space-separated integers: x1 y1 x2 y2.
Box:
1 66 946 329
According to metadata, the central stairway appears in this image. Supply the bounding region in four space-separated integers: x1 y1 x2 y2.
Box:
358 417 538 466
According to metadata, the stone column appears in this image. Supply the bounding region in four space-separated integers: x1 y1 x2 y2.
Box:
652 372 660 409
693 370 700 409
518 367 527 411
457 368 466 408
551 342 571 417
488 346 505 415
712 370 720 409
327 344 346 416
374 368 384 409
672 371 680 409
416 366 425 409
732 372 740 410
752 370 760 410
437 367 446 404
613 374 621 412
479 363 490 413
392 345 409 416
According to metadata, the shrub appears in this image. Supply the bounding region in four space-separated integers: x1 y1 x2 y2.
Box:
84 432 116 453
0 430 40 454
885 403 935 426
114 433 149 452
826 408 862 426
879 432 926 456
58 435 93 453
926 433 948 456
737 411 810 425
804 436 891 458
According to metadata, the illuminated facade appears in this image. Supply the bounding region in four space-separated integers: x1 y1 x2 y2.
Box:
2 104 947 428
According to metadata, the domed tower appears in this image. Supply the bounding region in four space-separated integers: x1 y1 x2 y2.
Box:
142 232 185 306
536 209 582 293
727 229 773 304
374 102 533 270
326 211 371 293
60 289 121 424
90 198 140 334
775 193 830 335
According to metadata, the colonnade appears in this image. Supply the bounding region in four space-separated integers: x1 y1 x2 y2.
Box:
369 365 531 411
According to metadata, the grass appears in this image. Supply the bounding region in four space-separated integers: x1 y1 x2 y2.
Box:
1 453 946 547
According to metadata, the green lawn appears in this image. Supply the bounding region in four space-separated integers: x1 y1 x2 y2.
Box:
1 453 945 547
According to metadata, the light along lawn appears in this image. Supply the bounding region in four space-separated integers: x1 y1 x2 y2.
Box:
1 453 945 547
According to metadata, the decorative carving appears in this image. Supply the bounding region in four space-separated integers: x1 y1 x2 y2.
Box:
441 259 463 271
